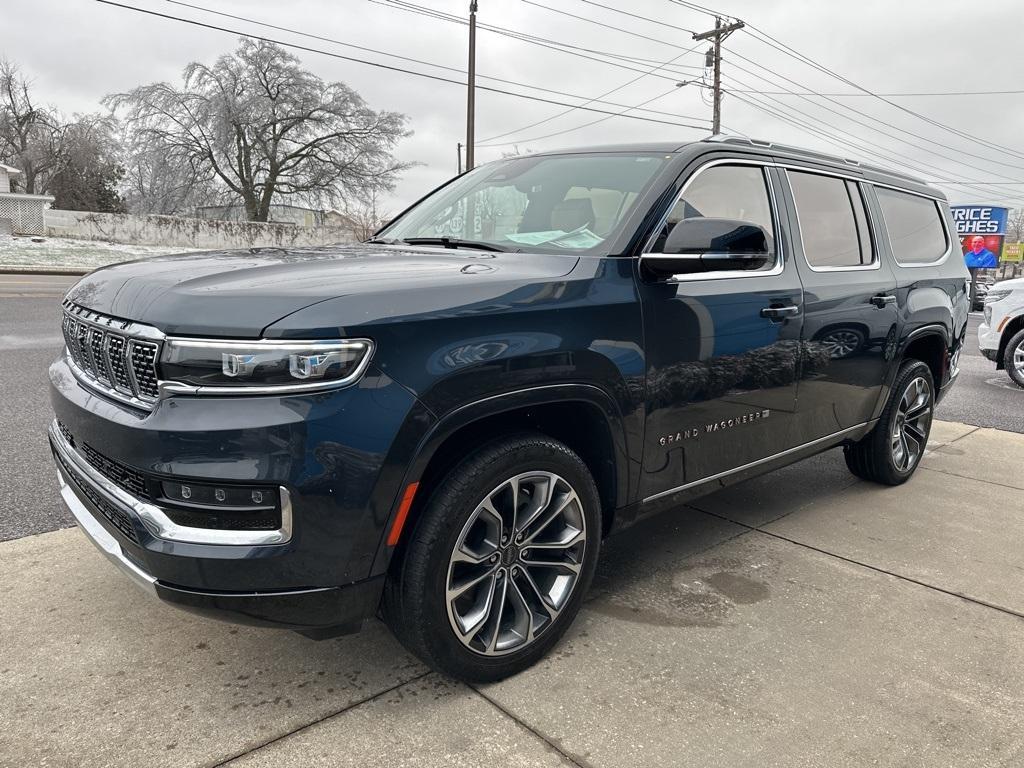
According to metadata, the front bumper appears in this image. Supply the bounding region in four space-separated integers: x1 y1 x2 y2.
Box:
52 421 385 630
978 320 1002 367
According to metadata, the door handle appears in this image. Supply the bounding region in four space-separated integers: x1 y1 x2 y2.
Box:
870 294 897 308
760 304 800 320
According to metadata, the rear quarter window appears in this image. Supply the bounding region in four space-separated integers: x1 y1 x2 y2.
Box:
874 187 948 265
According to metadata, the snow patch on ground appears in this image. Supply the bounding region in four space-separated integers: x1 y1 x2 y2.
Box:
0 236 200 269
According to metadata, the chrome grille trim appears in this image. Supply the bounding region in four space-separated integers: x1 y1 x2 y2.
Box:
61 301 164 411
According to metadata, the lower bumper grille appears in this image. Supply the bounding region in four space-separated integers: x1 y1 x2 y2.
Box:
54 448 140 544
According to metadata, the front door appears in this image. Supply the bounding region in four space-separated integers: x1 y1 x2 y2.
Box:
638 162 804 503
776 168 900 444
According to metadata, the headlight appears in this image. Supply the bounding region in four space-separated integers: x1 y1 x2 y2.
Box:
984 289 1012 304
160 338 373 395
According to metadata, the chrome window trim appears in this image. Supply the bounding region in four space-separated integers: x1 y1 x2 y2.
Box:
50 420 293 546
785 169 881 273
871 184 953 269
640 158 785 282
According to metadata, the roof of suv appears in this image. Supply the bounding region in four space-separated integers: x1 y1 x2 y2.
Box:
532 135 944 200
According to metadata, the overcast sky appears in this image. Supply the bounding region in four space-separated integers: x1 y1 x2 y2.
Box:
6 0 1024 212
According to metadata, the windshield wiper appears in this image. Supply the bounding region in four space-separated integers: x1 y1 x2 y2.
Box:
400 237 508 252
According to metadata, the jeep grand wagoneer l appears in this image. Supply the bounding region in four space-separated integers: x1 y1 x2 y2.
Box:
49 137 969 681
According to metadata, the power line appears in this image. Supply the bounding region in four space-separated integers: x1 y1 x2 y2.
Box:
724 84 1024 207
659 0 1024 164
479 43 704 145
93 0 709 132
724 49 1024 177
741 24 1024 162
371 0 703 85
479 85 684 148
728 88 1024 97
522 0 692 50
721 71 1024 205
566 0 696 35
162 0 706 122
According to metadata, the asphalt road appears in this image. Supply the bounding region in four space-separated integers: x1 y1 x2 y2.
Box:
1 275 1021 542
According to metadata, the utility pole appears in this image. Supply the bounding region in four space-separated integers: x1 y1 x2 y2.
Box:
465 0 478 171
693 16 745 134
457 142 463 174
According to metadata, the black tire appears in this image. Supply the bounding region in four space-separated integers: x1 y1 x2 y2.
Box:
382 434 601 683
1003 329 1024 389
844 359 935 485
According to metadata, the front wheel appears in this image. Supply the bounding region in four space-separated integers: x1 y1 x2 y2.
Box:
844 359 934 485
382 434 601 682
1003 328 1024 389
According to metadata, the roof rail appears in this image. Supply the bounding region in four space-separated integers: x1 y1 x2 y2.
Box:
701 134 926 185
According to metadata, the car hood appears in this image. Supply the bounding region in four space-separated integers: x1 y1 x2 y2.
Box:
65 244 581 337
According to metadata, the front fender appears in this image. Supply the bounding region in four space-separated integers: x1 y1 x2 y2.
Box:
367 383 632 578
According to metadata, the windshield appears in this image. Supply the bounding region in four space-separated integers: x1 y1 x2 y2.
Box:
379 152 670 252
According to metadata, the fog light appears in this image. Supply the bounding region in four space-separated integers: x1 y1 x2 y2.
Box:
160 480 282 532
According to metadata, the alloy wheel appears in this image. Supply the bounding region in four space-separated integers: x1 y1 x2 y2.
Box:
1014 339 1024 378
890 375 932 472
445 471 586 656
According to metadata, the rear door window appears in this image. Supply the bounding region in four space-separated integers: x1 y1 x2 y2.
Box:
788 171 873 269
874 187 948 265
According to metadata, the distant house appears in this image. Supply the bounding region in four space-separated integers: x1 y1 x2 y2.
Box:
0 162 55 236
194 203 327 227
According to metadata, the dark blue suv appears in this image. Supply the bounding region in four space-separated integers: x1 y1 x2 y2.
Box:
49 137 969 681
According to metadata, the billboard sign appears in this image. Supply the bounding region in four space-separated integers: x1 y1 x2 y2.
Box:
1003 242 1023 263
952 206 1008 269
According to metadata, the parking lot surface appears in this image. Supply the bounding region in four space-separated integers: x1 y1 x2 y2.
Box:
3 419 1023 768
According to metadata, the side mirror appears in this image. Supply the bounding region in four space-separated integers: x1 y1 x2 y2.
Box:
642 218 772 279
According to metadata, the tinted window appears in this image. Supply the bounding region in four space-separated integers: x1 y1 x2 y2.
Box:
651 164 775 266
789 171 872 268
875 187 948 264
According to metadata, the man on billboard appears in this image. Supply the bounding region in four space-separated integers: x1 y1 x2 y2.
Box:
964 235 999 268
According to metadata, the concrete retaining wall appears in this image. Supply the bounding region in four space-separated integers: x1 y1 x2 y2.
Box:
44 209 356 249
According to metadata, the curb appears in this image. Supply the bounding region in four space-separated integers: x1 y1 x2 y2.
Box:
0 264 90 275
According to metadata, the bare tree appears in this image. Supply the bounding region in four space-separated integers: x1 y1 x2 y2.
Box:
107 38 411 221
1006 209 1024 243
48 114 127 212
120 140 220 215
337 189 391 241
0 59 63 193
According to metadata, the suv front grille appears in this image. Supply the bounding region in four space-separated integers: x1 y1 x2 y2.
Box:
61 301 162 409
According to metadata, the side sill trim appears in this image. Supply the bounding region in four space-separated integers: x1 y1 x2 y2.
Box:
642 422 870 504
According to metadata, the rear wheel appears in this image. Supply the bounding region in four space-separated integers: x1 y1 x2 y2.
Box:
844 359 934 485
1003 329 1024 389
383 434 600 682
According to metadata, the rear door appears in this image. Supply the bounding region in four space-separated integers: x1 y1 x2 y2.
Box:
776 166 900 443
638 159 804 503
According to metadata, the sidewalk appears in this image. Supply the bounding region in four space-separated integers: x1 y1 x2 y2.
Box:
2 421 1023 767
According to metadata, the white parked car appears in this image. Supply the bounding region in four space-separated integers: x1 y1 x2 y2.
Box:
979 277 1024 388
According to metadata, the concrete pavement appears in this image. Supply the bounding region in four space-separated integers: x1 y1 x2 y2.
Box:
2 420 1023 768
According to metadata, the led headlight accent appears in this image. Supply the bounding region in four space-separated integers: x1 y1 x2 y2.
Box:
160 338 373 395
984 289 1011 304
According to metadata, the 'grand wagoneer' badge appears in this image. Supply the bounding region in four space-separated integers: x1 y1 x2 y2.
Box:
659 409 771 446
